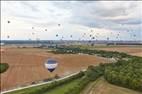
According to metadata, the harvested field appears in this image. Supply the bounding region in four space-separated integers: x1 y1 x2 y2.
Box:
95 46 142 57
0 47 110 91
81 77 141 94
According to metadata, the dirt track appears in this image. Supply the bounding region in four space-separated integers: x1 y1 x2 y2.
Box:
0 47 110 91
81 77 141 94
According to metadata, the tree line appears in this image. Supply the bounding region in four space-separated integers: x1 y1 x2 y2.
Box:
104 57 142 91
64 56 142 94
51 47 130 59
0 63 9 73
51 47 142 92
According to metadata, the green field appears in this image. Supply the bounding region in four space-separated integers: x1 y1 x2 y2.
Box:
81 77 142 94
43 78 80 94
0 63 9 73
7 78 81 94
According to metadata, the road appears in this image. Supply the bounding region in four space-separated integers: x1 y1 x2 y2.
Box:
1 70 85 94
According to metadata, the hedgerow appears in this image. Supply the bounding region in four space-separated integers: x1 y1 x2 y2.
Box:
0 63 9 73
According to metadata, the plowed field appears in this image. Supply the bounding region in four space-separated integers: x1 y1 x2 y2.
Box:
0 47 110 91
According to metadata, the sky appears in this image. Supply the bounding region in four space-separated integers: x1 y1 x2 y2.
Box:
1 1 142 41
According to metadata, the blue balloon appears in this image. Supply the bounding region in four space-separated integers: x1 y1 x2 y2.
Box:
44 58 58 72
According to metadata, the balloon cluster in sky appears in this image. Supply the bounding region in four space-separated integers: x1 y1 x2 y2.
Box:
6 20 137 41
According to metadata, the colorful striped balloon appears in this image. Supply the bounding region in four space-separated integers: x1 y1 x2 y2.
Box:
44 58 58 72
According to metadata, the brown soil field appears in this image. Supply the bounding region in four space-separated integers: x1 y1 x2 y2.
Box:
0 47 111 91
95 46 142 57
81 77 141 94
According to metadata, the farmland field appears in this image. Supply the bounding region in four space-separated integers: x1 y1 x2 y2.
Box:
0 47 110 91
71 45 142 57
94 45 142 57
43 78 80 94
81 77 142 94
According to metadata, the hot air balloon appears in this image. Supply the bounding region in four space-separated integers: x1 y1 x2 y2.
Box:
107 37 109 41
92 37 95 39
7 35 10 39
133 34 136 37
56 34 58 37
44 58 58 72
8 21 10 23
58 24 61 26
32 33 35 35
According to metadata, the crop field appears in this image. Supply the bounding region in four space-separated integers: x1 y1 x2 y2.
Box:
94 45 142 57
0 47 110 91
81 77 142 94
71 45 142 57
43 79 80 94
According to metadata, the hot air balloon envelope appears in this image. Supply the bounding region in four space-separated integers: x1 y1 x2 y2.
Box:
8 21 10 23
44 58 58 72
58 24 61 26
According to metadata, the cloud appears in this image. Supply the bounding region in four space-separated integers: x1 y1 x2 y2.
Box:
21 2 39 12
1 1 142 41
113 18 142 25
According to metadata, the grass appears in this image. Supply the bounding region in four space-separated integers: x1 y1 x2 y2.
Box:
6 77 81 94
81 77 142 94
43 78 80 94
6 83 53 94
0 63 9 73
